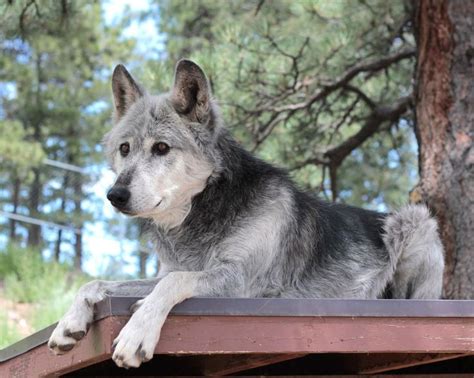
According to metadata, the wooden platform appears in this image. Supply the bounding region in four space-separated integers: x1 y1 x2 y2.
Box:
0 297 473 376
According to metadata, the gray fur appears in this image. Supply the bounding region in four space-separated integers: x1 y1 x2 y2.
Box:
49 60 445 368
383 205 444 298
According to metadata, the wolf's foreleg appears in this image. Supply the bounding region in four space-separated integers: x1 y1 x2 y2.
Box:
48 278 159 355
111 264 243 368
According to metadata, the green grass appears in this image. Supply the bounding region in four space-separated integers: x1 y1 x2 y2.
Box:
0 312 21 349
0 244 91 348
31 289 81 330
0 243 19 279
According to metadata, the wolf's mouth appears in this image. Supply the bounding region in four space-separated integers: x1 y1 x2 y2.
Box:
117 200 162 218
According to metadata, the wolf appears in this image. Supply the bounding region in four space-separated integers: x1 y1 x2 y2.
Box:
48 60 444 368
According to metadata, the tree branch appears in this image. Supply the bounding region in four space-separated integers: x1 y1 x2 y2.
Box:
247 48 415 149
19 0 35 36
325 95 413 165
254 0 265 16
290 94 413 171
251 48 415 115
343 84 377 109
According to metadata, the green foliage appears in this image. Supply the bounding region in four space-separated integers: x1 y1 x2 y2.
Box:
2 244 88 303
30 288 80 331
0 120 44 171
0 244 91 347
148 0 417 208
0 1 137 263
0 1 420 295
0 1 73 38
0 244 18 279
0 312 21 349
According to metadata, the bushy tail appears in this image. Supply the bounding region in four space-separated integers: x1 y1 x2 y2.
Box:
383 205 444 299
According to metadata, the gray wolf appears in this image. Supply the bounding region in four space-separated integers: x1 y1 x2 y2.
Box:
48 60 444 368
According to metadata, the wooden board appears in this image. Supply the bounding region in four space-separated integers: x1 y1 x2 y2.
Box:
0 297 473 376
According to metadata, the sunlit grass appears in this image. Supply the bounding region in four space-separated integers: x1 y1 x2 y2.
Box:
0 312 21 349
0 244 91 349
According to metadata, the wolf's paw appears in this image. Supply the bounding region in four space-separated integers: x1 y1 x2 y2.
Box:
48 307 92 355
112 304 161 368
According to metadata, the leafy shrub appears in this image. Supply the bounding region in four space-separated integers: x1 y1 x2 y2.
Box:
0 312 21 349
0 244 91 346
31 289 81 330
0 243 21 279
2 244 88 303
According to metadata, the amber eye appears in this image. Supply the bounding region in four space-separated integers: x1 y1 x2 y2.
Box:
119 142 130 157
151 142 170 156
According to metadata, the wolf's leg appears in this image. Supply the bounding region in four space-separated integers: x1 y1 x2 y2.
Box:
48 278 159 355
111 264 243 368
383 205 445 299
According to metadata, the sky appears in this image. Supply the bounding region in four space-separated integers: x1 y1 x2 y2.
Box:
103 0 165 60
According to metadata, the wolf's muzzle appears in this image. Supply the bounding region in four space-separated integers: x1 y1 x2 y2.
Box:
107 186 131 209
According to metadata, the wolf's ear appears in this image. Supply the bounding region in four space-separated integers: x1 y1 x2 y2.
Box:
112 64 143 121
171 60 211 124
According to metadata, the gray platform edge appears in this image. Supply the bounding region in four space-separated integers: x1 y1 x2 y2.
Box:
1 297 473 363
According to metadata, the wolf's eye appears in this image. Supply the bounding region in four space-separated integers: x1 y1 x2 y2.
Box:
151 142 170 156
119 142 130 157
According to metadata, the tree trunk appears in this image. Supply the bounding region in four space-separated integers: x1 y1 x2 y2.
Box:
73 175 83 271
414 0 474 299
54 172 69 261
27 168 42 247
139 251 147 278
9 176 21 241
73 232 82 271
27 54 44 248
54 229 63 261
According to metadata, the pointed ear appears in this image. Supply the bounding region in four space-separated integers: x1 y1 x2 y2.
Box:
112 64 143 121
171 60 212 124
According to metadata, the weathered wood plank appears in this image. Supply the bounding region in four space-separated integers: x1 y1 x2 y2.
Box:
0 318 114 378
1 297 473 376
153 316 474 354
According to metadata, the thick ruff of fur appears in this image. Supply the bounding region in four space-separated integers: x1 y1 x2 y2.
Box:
49 60 445 368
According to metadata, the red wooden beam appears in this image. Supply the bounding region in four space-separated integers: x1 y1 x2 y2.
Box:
1 314 473 376
152 316 474 355
1 318 114 377
1 298 473 376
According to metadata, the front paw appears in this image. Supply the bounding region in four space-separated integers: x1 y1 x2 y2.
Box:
112 304 161 368
48 307 92 355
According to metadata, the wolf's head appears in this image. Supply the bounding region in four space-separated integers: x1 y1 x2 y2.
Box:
103 60 220 228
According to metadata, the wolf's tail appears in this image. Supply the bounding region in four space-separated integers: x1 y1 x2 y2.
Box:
382 205 445 299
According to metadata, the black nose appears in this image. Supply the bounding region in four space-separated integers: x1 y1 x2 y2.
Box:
107 187 130 208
